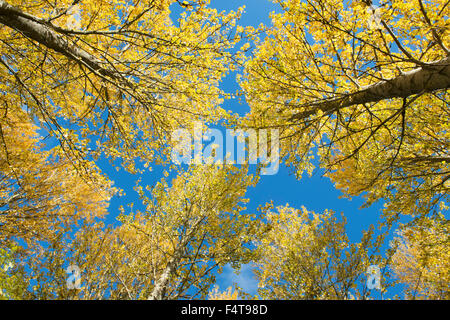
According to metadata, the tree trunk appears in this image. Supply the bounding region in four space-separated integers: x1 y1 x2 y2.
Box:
148 215 205 300
0 0 125 83
290 56 450 120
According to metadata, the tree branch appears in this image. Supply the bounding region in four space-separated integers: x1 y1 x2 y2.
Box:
289 56 450 121
0 0 129 85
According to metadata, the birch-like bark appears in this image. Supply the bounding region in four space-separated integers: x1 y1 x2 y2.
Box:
148 215 205 300
148 245 183 300
290 56 450 120
0 0 126 83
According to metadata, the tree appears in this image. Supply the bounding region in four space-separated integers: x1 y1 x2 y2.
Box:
391 215 450 299
15 165 263 300
253 203 391 299
240 0 449 220
0 246 27 299
115 164 261 300
0 103 112 245
0 0 246 174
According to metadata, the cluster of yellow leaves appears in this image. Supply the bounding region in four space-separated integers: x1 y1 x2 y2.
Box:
208 286 239 300
255 203 390 299
391 216 450 299
0 246 27 299
0 103 112 245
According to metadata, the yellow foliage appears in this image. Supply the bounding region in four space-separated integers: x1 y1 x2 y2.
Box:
391 217 450 299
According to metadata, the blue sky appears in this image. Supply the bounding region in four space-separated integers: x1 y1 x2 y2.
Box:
95 0 406 299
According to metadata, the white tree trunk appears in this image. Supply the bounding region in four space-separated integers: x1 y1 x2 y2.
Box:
290 56 450 120
148 215 205 300
0 0 124 82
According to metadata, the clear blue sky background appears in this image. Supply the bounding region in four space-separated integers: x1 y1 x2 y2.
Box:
96 0 407 299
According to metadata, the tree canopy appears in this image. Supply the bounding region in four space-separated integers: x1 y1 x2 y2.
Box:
0 0 448 300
